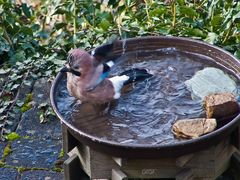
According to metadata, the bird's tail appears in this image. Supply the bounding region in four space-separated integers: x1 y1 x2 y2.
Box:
120 68 153 85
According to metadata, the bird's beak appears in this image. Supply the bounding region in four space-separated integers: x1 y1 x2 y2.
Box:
60 66 81 77
60 66 70 73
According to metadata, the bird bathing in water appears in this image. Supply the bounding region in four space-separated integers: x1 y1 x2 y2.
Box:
60 41 153 105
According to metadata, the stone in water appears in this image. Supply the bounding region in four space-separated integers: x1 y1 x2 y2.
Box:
185 67 238 100
172 118 217 139
204 92 239 119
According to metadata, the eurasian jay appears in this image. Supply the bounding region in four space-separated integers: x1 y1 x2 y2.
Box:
61 42 152 104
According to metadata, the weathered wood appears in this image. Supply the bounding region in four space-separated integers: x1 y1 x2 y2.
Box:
114 158 177 169
68 144 91 176
62 124 79 153
112 157 125 167
231 151 240 172
176 168 194 180
215 143 236 177
64 134 237 179
64 153 89 180
123 168 178 179
231 125 240 150
176 154 194 167
68 144 118 179
112 169 128 180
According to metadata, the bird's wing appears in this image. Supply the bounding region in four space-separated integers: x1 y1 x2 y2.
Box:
91 40 117 61
87 62 114 91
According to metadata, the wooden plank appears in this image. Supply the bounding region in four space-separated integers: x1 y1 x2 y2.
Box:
231 151 240 172
116 158 177 169
68 145 91 177
68 145 119 179
215 144 236 178
62 124 79 153
184 153 215 169
231 125 240 150
64 153 89 180
112 157 127 167
64 135 235 179
215 138 230 156
123 167 178 178
89 147 119 179
176 154 194 167
176 168 194 180
192 168 215 178
112 169 128 180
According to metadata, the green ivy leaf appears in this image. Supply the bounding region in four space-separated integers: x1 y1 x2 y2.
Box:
10 84 20 91
5 132 21 141
234 50 240 59
211 15 223 27
189 28 206 38
22 3 31 18
10 51 26 63
52 8 67 15
21 26 33 36
55 23 67 30
0 68 10 75
179 6 198 18
99 19 111 31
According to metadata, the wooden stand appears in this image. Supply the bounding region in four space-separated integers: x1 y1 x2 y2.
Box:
62 124 240 180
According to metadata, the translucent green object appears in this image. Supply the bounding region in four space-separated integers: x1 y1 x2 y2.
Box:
185 67 238 100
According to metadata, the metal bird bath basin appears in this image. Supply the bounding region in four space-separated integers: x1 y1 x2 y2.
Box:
50 36 240 158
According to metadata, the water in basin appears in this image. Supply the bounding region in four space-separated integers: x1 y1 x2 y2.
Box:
55 49 239 145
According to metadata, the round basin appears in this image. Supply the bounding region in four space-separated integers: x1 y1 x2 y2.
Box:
50 36 240 158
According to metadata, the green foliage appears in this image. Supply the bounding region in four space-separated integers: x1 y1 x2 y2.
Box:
2 143 12 159
21 93 33 113
0 0 239 66
58 148 64 159
0 0 42 64
38 103 55 123
4 132 21 141
0 160 5 167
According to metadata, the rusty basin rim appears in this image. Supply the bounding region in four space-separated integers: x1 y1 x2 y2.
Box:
50 36 240 158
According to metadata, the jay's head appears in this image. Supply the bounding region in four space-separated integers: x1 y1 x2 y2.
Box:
61 49 97 78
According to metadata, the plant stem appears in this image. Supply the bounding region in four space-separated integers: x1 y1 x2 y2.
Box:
73 0 76 48
144 0 151 26
222 22 233 44
2 28 14 51
171 2 176 28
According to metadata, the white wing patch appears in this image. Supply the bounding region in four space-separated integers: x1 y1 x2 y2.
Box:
91 49 95 56
106 60 114 67
109 75 129 99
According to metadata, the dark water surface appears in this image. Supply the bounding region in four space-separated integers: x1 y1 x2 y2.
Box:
55 49 238 145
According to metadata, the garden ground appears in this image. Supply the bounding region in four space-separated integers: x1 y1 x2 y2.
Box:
0 77 64 179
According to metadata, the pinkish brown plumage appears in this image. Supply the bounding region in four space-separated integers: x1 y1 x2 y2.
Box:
61 47 152 104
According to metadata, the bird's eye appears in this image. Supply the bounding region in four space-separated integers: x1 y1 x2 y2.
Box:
72 64 80 70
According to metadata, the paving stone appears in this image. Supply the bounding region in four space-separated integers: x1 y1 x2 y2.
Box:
3 76 34 133
0 73 8 91
32 78 52 105
6 138 62 169
0 142 7 158
16 77 62 139
4 107 22 134
0 167 20 180
21 170 63 180
16 108 62 139
18 76 34 102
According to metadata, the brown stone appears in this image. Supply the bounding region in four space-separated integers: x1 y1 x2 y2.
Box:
172 118 217 139
204 93 239 119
